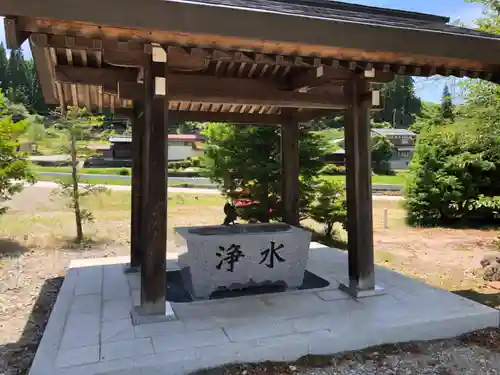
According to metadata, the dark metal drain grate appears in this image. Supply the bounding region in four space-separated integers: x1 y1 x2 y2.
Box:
166 270 330 303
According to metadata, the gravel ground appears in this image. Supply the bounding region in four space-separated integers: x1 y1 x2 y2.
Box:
196 329 500 375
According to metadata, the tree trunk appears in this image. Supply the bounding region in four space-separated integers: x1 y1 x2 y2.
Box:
326 222 334 237
71 133 84 242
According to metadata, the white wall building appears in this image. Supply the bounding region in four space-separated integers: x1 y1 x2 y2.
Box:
105 134 205 162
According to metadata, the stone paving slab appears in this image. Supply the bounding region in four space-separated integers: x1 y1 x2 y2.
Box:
28 244 500 375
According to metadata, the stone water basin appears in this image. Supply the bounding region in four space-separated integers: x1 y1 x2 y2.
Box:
175 223 312 299
188 223 291 235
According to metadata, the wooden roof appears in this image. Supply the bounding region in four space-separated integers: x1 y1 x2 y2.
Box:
2 0 500 119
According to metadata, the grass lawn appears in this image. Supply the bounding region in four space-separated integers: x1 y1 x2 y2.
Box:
30 165 131 175
313 128 344 142
32 165 407 186
36 176 213 188
36 174 132 186
321 172 407 185
34 171 213 187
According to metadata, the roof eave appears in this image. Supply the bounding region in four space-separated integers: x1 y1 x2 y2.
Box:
2 0 500 69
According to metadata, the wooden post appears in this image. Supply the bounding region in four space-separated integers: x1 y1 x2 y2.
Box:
340 77 380 297
139 48 167 316
281 113 300 226
129 101 144 271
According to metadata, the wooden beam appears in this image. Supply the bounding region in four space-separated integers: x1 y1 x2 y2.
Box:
55 65 137 86
30 33 146 53
170 88 347 109
119 80 349 109
170 111 281 125
291 66 326 92
290 66 394 91
340 77 376 297
281 112 300 226
4 17 29 49
116 107 338 124
55 65 352 109
104 50 148 68
139 55 167 316
130 101 144 270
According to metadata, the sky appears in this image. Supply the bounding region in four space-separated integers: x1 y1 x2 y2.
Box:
0 0 485 103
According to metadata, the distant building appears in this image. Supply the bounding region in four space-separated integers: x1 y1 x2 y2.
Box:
371 128 417 169
104 134 205 161
326 128 417 169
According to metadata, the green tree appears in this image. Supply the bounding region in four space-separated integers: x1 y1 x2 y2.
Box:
309 180 346 237
441 84 454 121
308 116 344 131
25 120 46 145
203 123 326 223
410 101 442 133
0 43 8 94
371 120 393 129
372 75 422 128
24 59 49 113
371 134 395 175
0 91 35 215
405 123 500 226
51 107 108 242
404 0 500 226
466 0 500 34
177 121 200 134
6 49 30 105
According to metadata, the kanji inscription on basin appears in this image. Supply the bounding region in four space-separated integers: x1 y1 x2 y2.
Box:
175 223 312 299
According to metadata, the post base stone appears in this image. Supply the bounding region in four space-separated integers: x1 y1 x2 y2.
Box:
123 263 141 274
131 302 176 325
339 283 385 298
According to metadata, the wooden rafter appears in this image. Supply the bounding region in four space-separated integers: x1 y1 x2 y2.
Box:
28 32 498 83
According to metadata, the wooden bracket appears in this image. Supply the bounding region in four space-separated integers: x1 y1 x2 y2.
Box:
4 17 29 49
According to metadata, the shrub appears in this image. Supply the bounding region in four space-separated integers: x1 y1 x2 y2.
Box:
191 157 201 168
405 125 500 226
309 180 347 236
371 134 395 175
0 94 34 215
118 168 130 176
168 161 183 170
320 164 345 175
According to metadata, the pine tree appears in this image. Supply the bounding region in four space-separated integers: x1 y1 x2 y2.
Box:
203 123 326 223
52 107 108 242
0 43 8 94
372 75 422 128
24 59 48 113
440 84 454 121
6 49 30 105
